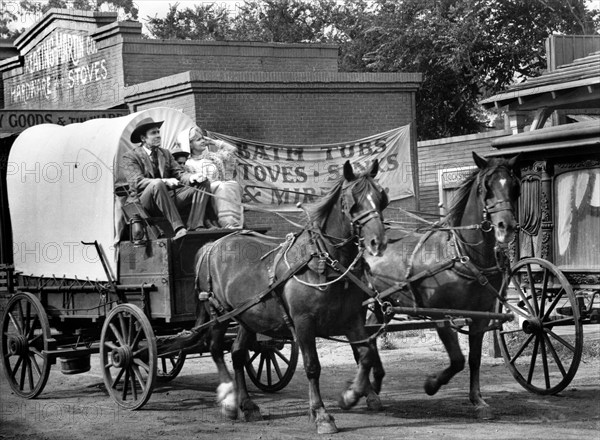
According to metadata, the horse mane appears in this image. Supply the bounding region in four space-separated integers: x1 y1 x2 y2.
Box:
445 170 479 226
308 171 378 226
309 178 344 225
445 157 518 226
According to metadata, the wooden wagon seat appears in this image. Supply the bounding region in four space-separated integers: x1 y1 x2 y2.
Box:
114 183 211 240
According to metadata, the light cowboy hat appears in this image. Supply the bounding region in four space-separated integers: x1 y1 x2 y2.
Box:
171 146 190 158
130 117 164 144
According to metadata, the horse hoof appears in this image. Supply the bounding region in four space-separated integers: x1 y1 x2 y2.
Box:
220 404 237 420
476 405 494 420
424 375 439 396
242 408 263 422
316 416 338 435
366 393 383 411
338 389 359 410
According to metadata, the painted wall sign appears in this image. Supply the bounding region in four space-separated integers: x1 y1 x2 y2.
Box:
4 27 121 110
0 110 129 133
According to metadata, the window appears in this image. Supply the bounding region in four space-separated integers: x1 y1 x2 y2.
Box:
554 168 600 269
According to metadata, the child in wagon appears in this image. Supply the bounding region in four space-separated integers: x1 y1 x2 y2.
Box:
176 126 244 228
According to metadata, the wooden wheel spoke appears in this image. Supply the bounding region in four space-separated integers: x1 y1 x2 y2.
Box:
16 301 26 333
29 333 42 346
509 333 534 365
27 356 34 390
30 347 43 358
109 323 126 347
132 365 147 393
248 351 260 364
129 368 138 401
512 276 535 316
111 367 126 389
545 328 576 353
273 348 291 366
499 328 524 336
539 268 550 317
25 301 32 335
545 317 575 326
11 356 23 380
542 288 565 322
542 333 567 378
26 316 40 341
118 313 128 347
7 312 23 335
526 264 539 315
539 334 551 389
270 353 283 380
265 355 272 385
19 355 27 390
4 353 14 378
133 358 150 372
161 357 167 373
122 368 130 400
527 336 540 385
130 326 143 350
128 315 134 345
104 341 119 351
256 354 265 380
503 301 532 320
29 353 42 377
133 345 148 358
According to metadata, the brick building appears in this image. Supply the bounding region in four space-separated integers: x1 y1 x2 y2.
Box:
0 8 422 257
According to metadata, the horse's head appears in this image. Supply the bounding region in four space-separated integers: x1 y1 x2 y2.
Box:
341 160 389 256
473 152 521 244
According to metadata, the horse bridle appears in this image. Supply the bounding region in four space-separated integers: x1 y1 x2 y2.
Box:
477 167 519 233
340 179 386 243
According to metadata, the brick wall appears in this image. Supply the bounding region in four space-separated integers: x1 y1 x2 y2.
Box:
193 92 412 144
122 40 339 87
128 71 421 235
417 130 511 215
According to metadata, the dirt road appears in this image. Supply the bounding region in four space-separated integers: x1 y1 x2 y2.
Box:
1 336 599 440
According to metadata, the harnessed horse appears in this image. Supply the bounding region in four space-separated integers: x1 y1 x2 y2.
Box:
366 152 521 419
194 160 388 434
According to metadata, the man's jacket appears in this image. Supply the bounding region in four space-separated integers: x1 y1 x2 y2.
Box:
122 146 193 200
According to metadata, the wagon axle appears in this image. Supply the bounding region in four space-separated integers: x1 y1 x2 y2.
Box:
521 317 543 335
7 335 29 357
110 345 134 369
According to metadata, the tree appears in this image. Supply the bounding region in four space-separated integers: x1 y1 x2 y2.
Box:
146 3 231 40
1 1 19 38
18 0 138 20
332 0 600 139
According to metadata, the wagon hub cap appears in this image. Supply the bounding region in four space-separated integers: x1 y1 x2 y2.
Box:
111 346 133 368
7 335 28 356
522 318 543 335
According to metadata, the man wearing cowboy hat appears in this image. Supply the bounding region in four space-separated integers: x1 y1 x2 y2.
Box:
171 146 190 168
122 117 209 239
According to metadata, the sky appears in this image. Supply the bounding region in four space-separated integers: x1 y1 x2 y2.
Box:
136 0 243 20
9 0 600 34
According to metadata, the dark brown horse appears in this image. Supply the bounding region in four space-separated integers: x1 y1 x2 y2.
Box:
195 160 388 434
365 152 520 419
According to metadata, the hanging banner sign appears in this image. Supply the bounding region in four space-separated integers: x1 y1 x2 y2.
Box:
214 125 414 208
0 110 129 133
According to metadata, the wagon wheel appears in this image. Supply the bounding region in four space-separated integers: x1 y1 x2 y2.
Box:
245 337 298 392
0 292 51 398
156 350 186 382
495 258 583 395
100 304 157 410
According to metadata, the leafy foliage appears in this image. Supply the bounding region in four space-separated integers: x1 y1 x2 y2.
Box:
144 0 599 140
146 3 231 41
5 0 598 140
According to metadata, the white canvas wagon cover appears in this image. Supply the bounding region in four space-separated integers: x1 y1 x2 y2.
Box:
7 107 196 281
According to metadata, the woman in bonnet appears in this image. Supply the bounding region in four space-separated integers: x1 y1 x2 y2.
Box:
176 126 243 228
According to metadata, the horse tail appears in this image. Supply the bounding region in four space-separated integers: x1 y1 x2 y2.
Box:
194 241 216 294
